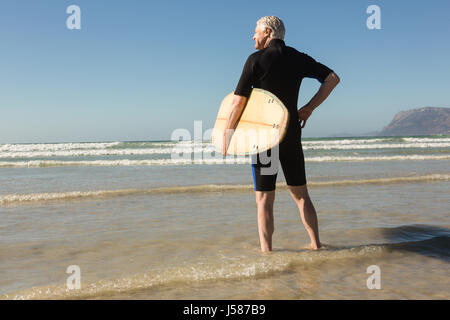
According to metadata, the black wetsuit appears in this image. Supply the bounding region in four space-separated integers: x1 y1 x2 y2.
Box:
234 39 334 191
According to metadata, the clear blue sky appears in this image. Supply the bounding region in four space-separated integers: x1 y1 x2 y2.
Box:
1 0 449 143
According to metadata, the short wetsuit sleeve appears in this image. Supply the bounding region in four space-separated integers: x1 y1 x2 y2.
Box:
301 53 334 84
234 54 255 98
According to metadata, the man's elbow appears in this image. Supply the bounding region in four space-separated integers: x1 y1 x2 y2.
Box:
328 72 340 86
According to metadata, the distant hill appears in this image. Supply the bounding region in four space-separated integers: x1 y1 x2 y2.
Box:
378 107 450 136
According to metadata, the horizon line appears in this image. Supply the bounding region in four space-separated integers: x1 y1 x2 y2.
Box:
3 133 450 145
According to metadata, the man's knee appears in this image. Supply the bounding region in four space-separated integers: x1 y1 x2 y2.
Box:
255 191 275 208
288 184 309 201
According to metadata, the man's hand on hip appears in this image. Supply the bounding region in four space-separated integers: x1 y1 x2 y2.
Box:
297 72 341 129
298 105 314 128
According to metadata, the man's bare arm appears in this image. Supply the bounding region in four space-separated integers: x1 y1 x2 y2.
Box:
298 72 340 128
222 95 248 156
306 72 340 110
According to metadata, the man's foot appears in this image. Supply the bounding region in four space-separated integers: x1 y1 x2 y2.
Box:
309 242 330 251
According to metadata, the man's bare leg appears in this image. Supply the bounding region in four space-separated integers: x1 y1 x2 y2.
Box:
287 184 321 250
255 190 275 252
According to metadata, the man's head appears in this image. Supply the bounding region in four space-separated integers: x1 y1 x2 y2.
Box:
253 16 285 50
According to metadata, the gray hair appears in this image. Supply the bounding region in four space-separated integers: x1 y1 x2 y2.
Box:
257 16 285 40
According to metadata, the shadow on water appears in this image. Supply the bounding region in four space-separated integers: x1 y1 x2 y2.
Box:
381 224 450 262
271 224 450 263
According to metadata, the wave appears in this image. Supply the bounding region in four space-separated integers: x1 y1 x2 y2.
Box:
1 174 448 205
0 158 250 167
2 136 449 149
306 155 450 162
1 154 449 167
402 137 450 143
1 142 450 158
0 142 121 152
1 245 383 299
0 147 218 159
322 137 450 144
302 142 450 150
0 141 203 153
2 226 447 300
2 136 450 157
0 185 255 205
110 141 205 149
303 138 397 145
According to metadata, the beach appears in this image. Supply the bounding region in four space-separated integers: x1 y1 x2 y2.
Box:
0 135 449 299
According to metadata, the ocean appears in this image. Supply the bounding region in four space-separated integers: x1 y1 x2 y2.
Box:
0 135 449 299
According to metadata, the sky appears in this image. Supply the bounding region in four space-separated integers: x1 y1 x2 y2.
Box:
1 0 449 143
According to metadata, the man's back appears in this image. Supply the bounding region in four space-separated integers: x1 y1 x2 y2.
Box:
235 38 334 130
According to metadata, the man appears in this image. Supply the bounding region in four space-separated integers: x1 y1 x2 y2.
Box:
222 16 340 253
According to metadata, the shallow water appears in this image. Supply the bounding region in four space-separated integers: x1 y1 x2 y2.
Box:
1 136 449 299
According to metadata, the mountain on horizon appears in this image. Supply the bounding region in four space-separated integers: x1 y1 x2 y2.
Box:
328 107 450 137
378 107 450 136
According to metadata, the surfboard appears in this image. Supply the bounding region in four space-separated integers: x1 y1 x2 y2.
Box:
212 88 289 156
